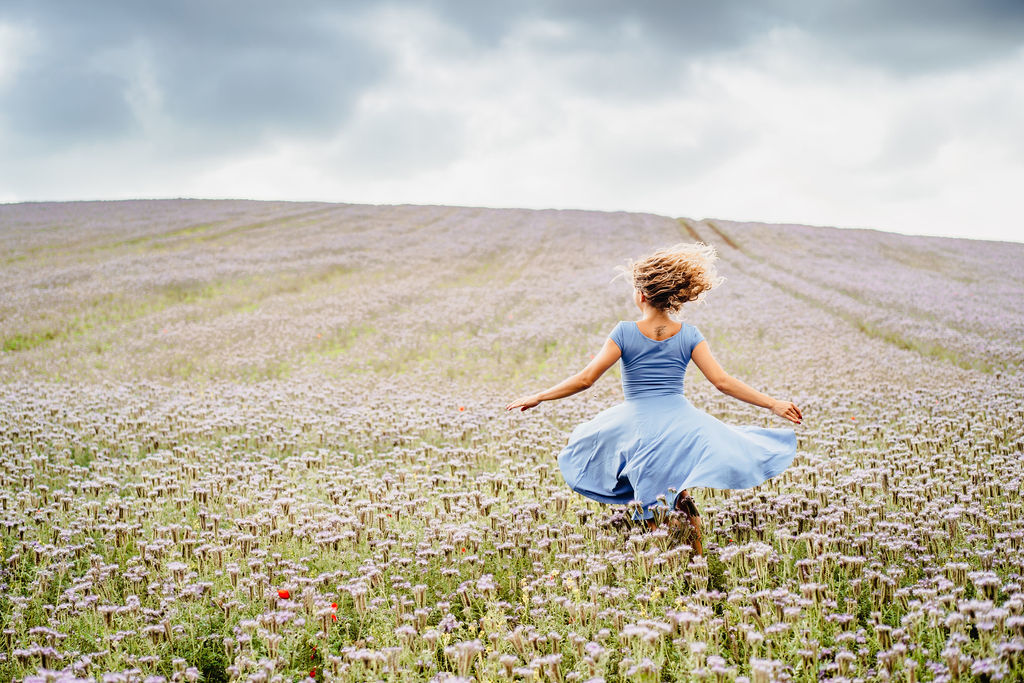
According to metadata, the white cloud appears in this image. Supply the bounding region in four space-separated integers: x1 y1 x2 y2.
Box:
0 22 33 88
666 32 1024 241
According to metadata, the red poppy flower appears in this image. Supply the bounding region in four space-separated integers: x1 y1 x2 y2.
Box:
278 589 290 599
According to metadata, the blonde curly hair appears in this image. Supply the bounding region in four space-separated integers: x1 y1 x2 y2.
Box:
614 242 725 314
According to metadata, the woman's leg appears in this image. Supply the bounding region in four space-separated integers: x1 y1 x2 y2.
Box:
689 515 704 556
675 489 704 556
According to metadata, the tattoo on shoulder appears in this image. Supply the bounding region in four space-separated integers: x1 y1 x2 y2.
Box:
655 325 666 339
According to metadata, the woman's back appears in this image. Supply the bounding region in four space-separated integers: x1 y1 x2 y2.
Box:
609 320 705 400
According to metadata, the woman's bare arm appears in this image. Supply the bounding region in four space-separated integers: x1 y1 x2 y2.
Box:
690 340 802 424
506 337 623 411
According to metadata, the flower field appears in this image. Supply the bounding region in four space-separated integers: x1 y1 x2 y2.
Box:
1 199 1022 682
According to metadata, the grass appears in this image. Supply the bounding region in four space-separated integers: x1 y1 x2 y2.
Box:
2 330 60 352
702 220 740 250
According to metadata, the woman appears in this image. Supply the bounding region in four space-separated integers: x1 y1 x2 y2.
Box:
506 242 802 555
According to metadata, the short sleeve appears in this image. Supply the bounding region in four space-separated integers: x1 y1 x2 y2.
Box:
609 321 626 351
689 324 705 355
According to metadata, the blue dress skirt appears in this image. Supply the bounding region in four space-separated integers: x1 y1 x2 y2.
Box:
557 320 797 520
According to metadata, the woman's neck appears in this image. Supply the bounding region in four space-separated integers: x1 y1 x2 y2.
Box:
639 305 674 323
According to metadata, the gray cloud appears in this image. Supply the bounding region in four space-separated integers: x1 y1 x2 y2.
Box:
3 61 137 145
426 1 776 54
0 0 390 154
798 0 1024 74
425 0 1024 76
3 0 1021 154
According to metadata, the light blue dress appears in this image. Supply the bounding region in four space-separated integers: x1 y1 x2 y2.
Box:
557 320 797 519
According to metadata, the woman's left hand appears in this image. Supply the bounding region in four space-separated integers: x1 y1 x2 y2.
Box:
770 399 803 424
506 394 542 411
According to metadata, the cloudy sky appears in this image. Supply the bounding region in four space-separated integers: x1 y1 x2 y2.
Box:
1 1 1022 242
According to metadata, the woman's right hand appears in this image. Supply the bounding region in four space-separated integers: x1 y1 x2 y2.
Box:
506 394 542 411
770 399 803 424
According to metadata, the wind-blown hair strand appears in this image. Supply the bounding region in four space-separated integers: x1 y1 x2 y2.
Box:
613 242 725 314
